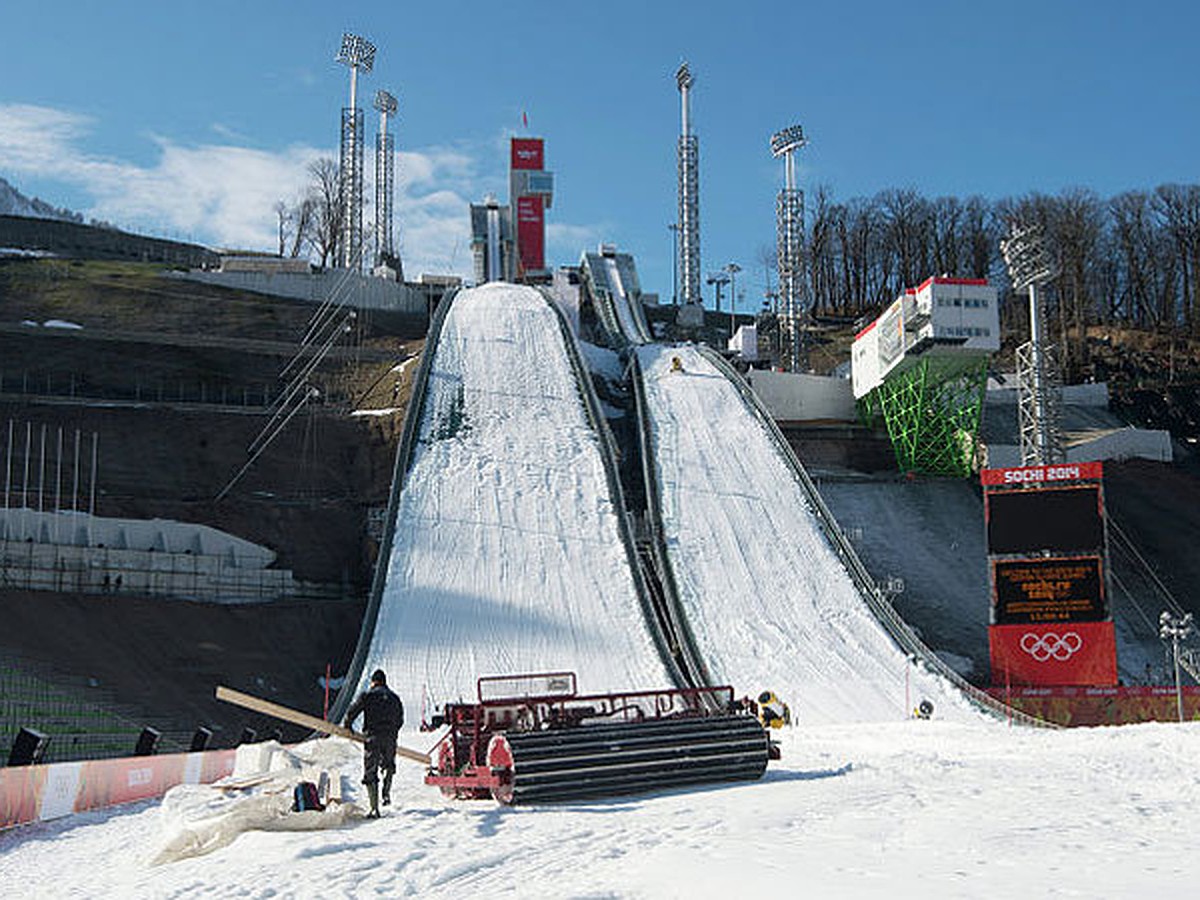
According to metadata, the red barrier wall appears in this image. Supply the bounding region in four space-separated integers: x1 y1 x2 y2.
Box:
1 748 236 831
987 685 1200 726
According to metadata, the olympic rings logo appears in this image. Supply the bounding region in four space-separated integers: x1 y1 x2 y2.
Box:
1020 631 1083 662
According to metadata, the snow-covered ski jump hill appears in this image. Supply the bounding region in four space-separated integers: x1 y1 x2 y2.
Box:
341 281 976 725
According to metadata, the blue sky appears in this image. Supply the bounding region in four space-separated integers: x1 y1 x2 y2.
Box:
1 1 1197 307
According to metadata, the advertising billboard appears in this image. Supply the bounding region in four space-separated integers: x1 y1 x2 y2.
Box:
986 485 1104 555
511 138 544 171
516 194 545 273
989 621 1118 686
992 556 1105 624
980 462 1104 486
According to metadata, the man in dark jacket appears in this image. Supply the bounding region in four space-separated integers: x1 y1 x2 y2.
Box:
344 668 404 818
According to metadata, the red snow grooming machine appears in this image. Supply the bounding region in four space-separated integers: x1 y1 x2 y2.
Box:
424 672 774 804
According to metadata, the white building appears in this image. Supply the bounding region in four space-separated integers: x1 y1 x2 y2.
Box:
852 277 1000 399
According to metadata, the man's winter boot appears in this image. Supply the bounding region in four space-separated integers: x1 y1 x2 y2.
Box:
382 772 393 806
366 782 380 818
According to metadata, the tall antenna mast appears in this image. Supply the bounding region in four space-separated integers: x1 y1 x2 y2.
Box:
335 32 375 272
373 89 398 272
771 124 808 372
676 62 702 310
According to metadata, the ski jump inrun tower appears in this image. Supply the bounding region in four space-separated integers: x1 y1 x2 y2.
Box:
675 62 702 315
336 32 375 272
771 124 807 372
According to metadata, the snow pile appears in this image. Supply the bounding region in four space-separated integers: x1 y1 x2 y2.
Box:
638 344 976 724
150 739 361 866
361 283 672 721
43 319 83 329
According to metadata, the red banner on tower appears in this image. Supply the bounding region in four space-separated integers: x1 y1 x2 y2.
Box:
510 138 544 171
980 462 1104 486
516 194 545 273
990 621 1117 687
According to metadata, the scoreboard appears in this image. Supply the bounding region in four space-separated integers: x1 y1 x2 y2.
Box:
981 463 1116 687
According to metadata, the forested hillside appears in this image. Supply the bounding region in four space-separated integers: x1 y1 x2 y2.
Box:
795 183 1200 385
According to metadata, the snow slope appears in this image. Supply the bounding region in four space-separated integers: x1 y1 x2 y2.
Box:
5 721 1199 898
357 283 672 721
601 254 648 344
638 344 976 724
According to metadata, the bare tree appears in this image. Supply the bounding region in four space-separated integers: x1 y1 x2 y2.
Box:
305 157 343 269
1154 184 1200 331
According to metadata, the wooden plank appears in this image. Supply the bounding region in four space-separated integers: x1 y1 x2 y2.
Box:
215 686 431 766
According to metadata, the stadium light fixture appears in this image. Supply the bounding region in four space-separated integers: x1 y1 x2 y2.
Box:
336 33 376 72
770 125 807 159
1160 611 1195 723
706 270 730 312
373 89 397 116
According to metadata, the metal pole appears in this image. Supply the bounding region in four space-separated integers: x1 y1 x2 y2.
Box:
72 428 80 512
90 431 98 517
670 224 679 306
39 424 45 512
55 427 62 512
23 422 31 510
1174 634 1184 723
5 420 11 509
730 267 737 339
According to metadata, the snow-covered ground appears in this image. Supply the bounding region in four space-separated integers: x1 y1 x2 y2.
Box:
5 721 1199 898
359 283 672 720
638 344 977 724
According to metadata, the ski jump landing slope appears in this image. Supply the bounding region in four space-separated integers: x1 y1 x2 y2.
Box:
344 284 674 721
637 344 979 724
594 253 651 345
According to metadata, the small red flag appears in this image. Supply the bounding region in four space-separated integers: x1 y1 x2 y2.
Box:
522 110 528 129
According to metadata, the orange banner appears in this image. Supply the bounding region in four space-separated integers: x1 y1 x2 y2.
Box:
1 748 236 831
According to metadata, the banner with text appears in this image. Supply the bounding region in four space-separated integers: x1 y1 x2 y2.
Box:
516 194 545 273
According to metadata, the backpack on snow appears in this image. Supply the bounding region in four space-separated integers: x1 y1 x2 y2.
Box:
292 780 325 812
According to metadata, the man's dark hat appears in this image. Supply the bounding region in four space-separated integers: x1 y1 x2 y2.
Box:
370 668 387 684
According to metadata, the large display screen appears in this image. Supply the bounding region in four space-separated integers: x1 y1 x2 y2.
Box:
992 557 1105 624
986 486 1103 554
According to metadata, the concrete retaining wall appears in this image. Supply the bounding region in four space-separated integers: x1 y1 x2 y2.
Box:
171 269 427 314
747 369 857 423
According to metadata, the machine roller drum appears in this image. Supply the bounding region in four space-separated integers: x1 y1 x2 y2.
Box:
485 714 769 804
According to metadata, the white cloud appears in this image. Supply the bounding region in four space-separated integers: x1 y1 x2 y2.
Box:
0 103 599 280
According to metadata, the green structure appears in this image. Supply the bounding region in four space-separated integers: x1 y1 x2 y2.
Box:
862 355 989 477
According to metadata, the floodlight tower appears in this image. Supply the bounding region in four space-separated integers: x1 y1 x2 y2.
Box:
771 124 808 372
1002 221 1064 465
373 89 398 271
676 62 702 310
335 32 376 272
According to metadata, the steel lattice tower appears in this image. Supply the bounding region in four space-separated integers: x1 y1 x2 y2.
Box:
676 63 701 309
871 356 990 476
1002 222 1065 465
771 125 807 371
336 33 375 272
373 89 398 270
